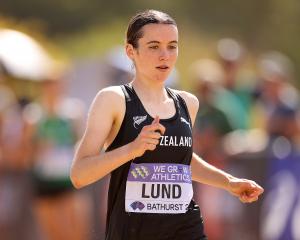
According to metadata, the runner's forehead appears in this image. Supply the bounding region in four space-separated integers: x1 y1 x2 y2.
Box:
139 24 178 44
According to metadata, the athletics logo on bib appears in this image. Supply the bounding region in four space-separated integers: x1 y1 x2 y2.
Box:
125 163 193 214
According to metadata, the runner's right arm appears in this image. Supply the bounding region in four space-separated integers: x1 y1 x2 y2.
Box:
70 87 164 189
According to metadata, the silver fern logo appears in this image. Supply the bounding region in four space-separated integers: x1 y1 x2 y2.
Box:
133 115 147 129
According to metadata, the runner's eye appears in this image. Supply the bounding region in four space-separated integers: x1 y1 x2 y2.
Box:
168 45 177 50
149 45 159 49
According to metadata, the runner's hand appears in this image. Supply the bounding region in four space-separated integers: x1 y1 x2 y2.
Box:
130 116 165 158
227 178 264 203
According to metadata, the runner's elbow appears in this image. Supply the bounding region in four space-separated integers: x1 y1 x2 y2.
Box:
70 166 84 189
71 178 83 189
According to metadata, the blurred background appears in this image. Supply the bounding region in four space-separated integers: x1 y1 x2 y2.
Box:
0 0 300 240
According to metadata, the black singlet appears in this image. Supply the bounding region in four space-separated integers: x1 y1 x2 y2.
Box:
105 83 207 240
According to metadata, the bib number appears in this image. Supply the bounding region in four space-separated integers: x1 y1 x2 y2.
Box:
125 163 193 214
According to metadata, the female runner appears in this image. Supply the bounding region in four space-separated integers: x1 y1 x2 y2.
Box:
71 9 264 240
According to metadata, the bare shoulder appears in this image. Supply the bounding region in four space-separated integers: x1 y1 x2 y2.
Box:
94 86 125 105
91 86 124 112
172 89 199 125
172 89 199 111
87 85 125 124
174 89 198 104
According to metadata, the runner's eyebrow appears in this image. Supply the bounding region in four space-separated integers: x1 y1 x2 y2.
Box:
146 40 178 45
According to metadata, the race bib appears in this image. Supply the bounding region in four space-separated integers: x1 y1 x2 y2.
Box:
125 163 193 214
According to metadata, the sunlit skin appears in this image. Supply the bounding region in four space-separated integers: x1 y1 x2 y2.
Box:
126 24 178 86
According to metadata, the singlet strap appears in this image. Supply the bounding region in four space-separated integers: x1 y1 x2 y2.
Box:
120 84 137 102
165 87 181 116
167 88 193 126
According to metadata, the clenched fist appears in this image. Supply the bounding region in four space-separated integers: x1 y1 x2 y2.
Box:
129 116 166 158
227 177 264 203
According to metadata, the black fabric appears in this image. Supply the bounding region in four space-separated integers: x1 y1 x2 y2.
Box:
105 83 206 240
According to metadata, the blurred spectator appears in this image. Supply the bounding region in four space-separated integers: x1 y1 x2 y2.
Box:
0 63 37 239
190 59 232 240
254 51 298 129
215 38 255 130
191 59 232 163
212 40 268 239
24 72 92 240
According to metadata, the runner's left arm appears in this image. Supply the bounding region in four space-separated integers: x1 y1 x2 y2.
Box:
191 153 263 203
178 90 264 203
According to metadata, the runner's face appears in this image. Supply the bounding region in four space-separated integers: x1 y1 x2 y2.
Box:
130 24 178 83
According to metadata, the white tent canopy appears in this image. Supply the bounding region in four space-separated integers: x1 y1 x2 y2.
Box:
0 29 54 80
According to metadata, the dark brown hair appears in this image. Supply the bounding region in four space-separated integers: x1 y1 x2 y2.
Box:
126 10 177 48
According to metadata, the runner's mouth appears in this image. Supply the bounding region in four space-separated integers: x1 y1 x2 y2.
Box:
156 65 169 71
